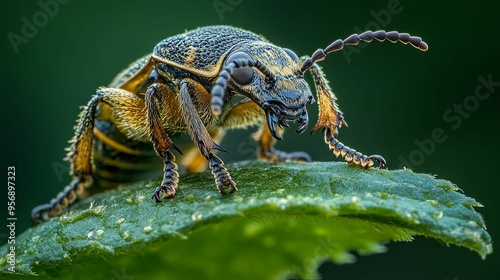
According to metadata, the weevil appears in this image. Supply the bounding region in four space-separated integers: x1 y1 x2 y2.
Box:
31 25 427 224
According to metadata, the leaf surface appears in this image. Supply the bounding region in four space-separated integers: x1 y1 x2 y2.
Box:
0 161 492 279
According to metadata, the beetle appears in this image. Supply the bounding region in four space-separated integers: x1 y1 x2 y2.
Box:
31 25 427 224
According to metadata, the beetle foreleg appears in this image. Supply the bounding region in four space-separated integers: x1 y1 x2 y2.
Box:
308 64 385 168
144 83 184 201
308 63 347 136
324 128 385 168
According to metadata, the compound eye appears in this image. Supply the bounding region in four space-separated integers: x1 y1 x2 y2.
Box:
226 52 254 85
283 48 299 61
232 67 254 85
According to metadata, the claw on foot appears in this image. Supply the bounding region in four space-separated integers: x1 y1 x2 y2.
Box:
209 153 237 195
31 204 53 225
152 150 179 203
152 185 176 203
217 179 238 195
368 155 386 169
31 176 92 224
324 128 386 169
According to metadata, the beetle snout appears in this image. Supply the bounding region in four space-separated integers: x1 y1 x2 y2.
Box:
267 91 314 114
281 89 301 100
262 99 310 140
263 99 304 117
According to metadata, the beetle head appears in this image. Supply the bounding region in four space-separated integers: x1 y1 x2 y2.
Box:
212 42 314 140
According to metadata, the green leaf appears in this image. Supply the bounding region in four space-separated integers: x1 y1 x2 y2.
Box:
0 161 492 279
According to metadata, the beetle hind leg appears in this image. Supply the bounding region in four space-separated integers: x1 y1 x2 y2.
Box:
31 90 109 224
31 176 93 224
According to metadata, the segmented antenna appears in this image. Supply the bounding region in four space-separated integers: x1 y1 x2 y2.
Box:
211 59 275 115
301 30 428 72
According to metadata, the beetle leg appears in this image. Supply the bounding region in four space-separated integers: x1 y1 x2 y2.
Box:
177 79 225 157
178 79 236 194
152 150 179 202
145 83 182 157
181 128 225 173
308 63 385 168
32 87 146 223
144 83 183 200
31 176 93 224
208 152 237 194
307 63 346 136
324 128 386 168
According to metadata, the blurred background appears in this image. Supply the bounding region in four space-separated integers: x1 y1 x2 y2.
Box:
1 0 498 279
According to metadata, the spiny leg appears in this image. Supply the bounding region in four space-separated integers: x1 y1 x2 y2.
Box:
145 83 182 201
309 63 385 168
208 152 236 194
308 63 348 137
179 78 236 194
181 128 225 173
324 129 385 168
32 88 145 223
32 93 99 223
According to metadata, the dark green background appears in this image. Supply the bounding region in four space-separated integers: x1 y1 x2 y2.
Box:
1 0 499 279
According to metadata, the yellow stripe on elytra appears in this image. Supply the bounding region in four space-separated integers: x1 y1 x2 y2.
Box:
93 127 153 156
93 153 161 170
